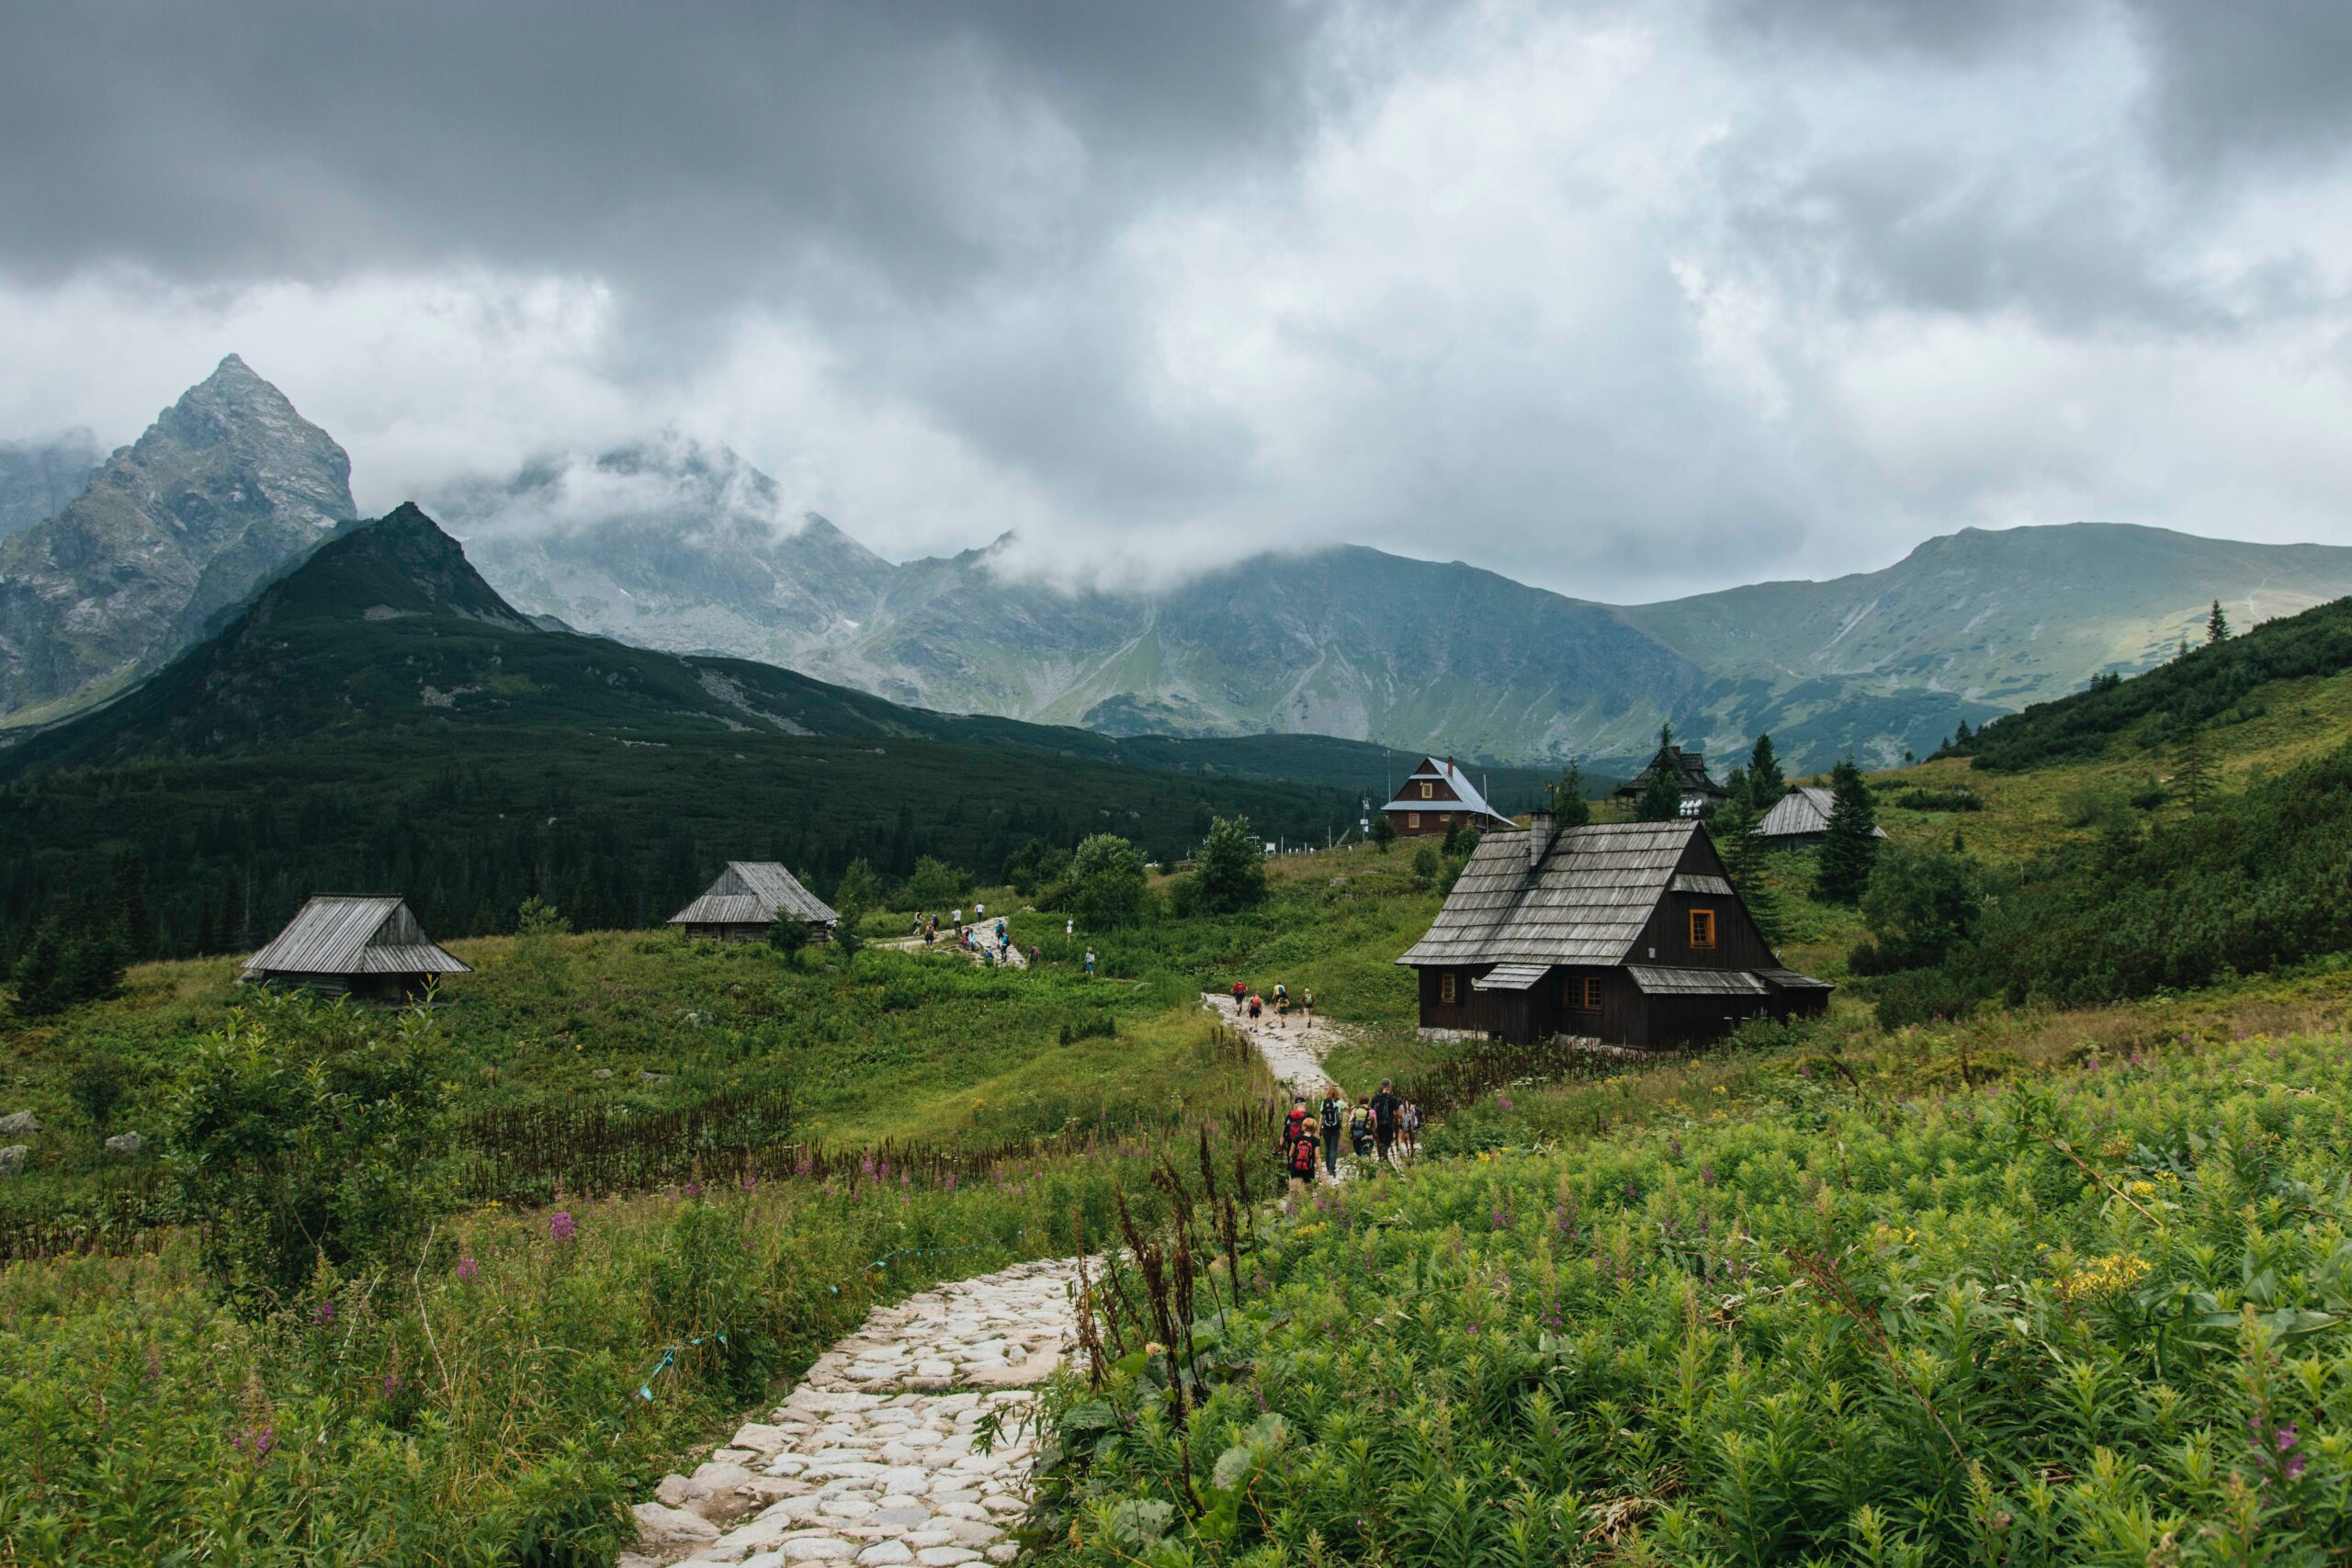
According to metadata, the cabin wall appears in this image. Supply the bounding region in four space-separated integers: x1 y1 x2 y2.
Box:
1386 806 1469 839
1414 964 1520 1036
1642 992 1774 1049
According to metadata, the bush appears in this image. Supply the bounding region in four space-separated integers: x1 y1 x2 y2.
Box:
1891 786 1982 812
1410 845 1440 890
66 1054 131 1133
902 856 967 910
1067 834 1148 928
165 992 453 1314
1851 841 1983 975
1866 964 1983 1027
1191 816 1267 916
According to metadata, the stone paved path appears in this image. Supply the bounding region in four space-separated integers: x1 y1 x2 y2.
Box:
1199 991 1348 1093
624 1259 1082 1567
879 927 1028 969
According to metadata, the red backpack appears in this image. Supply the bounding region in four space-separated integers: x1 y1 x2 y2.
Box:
1288 1135 1317 1176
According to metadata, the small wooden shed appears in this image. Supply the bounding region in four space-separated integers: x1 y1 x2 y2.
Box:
243 896 469 1002
1754 784 1891 850
669 862 838 943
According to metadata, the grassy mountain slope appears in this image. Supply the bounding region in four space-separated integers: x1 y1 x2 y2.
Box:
0 506 1393 957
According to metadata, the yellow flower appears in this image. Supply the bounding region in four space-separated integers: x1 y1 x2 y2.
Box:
2053 1253 2149 1303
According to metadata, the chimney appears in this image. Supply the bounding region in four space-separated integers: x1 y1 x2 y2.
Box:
1526 808 1554 869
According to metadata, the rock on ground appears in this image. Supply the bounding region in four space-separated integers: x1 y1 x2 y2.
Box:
628 1258 1084 1566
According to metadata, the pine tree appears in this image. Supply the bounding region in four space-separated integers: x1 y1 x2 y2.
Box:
2174 724 2215 811
1713 801 1785 945
110 850 156 960
1813 756 1881 905
2207 599 2231 644
1634 759 1682 822
1747 733 1785 810
1369 811 1397 853
1546 761 1590 828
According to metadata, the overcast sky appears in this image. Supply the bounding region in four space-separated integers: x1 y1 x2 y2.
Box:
4 0 2350 600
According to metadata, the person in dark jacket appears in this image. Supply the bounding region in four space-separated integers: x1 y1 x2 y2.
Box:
1317 1084 1348 1177
1369 1080 1402 1165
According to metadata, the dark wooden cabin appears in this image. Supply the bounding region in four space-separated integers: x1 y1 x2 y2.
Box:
669 861 838 943
1380 755 1516 839
242 896 470 1002
1397 816 1831 1048
1753 784 1889 850
1612 745 1730 816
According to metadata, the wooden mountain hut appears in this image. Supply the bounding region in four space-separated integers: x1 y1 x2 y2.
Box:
669 862 838 943
1397 815 1831 1049
1754 784 1891 850
1611 744 1730 816
242 896 469 1002
1380 755 1516 839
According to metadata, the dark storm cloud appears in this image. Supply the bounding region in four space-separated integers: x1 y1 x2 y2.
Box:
2129 0 2352 174
0 0 1334 302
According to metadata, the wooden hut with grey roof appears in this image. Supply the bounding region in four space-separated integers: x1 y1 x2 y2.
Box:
242 896 469 1002
669 862 839 943
1397 815 1830 1048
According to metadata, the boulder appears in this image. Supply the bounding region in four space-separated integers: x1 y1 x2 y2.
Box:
630 1501 719 1547
105 1132 143 1156
0 1111 38 1137
0 1145 28 1177
653 1472 709 1508
731 1421 795 1454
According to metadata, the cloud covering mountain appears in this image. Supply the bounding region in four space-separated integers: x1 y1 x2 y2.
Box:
3 2 2350 600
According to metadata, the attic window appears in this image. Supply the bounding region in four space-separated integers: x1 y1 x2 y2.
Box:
1564 975 1601 1010
1439 972 1458 1004
1419 782 1434 799
1689 908 1717 950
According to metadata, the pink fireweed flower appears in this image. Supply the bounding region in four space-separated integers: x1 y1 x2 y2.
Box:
549 1210 576 1243
312 1299 336 1325
684 1181 701 1199
454 1254 479 1280
383 1372 401 1397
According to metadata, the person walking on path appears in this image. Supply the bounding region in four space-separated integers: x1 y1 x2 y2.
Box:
1317 1084 1348 1177
1282 1093 1309 1154
995 917 1007 947
1284 1119 1320 1201
1247 993 1262 1022
1302 987 1314 1023
1400 1100 1422 1158
1230 979 1246 1014
1370 1079 1402 1166
1083 947 1097 977
1274 988 1290 1029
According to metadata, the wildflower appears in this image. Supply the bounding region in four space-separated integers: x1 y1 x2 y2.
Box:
549 1210 576 1243
312 1299 337 1325
684 1181 701 1199
1700 1164 1716 1187
455 1254 479 1281
383 1372 402 1398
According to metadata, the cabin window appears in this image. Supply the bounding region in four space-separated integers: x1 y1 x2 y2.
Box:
1563 975 1601 1010
1408 812 1421 829
1439 972 1458 1004
1419 782 1434 799
1439 813 1453 823
1690 908 1717 949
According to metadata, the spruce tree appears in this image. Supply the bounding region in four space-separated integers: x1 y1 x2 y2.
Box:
2174 725 2215 811
1747 733 1785 810
2207 599 2231 644
1369 811 1397 852
1813 756 1881 905
1634 759 1683 822
1714 801 1785 945
1546 761 1590 828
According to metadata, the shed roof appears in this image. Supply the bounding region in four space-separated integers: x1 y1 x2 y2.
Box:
1381 756 1513 825
1755 965 1838 991
670 862 838 928
1755 784 1888 840
243 896 469 978
1472 962 1550 992
1396 819 1699 969
1627 964 1767 996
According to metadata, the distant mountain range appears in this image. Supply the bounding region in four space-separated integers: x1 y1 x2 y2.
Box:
8 360 2351 773
443 442 2352 769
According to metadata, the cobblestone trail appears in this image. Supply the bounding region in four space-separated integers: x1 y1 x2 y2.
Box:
624 1259 1083 1567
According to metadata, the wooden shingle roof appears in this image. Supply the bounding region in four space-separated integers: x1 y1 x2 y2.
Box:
243 896 469 978
1380 756 1514 826
670 862 838 927
1396 819 1697 969
1756 785 1888 840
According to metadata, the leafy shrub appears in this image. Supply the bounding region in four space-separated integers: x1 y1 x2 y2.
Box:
1865 963 1982 1027
165 992 453 1314
1067 834 1148 928
66 1054 131 1133
1409 845 1439 890
1849 841 1982 976
1191 816 1267 916
1892 786 1982 812
901 855 967 910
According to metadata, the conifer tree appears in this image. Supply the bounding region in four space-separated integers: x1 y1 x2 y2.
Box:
1193 815 1268 914
1546 761 1590 828
1747 733 1785 810
1813 756 1881 905
1634 762 1683 822
1369 811 1397 852
2207 599 2231 644
2174 725 2215 811
1713 801 1785 945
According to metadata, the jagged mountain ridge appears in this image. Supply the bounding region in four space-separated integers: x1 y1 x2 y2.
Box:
0 355 354 727
439 442 2351 767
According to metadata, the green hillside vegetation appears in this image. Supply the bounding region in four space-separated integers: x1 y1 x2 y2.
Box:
0 507 1403 965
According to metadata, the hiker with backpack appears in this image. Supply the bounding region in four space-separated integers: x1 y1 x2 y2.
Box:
1317 1083 1348 1176
1284 1117 1321 1198
1349 1103 1374 1157
1370 1079 1402 1166
1399 1100 1422 1158
1281 1094 1309 1155
1230 979 1246 1014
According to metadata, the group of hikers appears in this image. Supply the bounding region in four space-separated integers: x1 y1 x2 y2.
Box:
1228 978 1313 1027
911 907 1032 967
1278 1077 1419 1188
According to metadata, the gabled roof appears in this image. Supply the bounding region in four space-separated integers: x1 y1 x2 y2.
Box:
1756 784 1888 840
1381 755 1513 825
1396 819 1698 969
670 861 838 927
1615 745 1729 800
244 896 469 977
